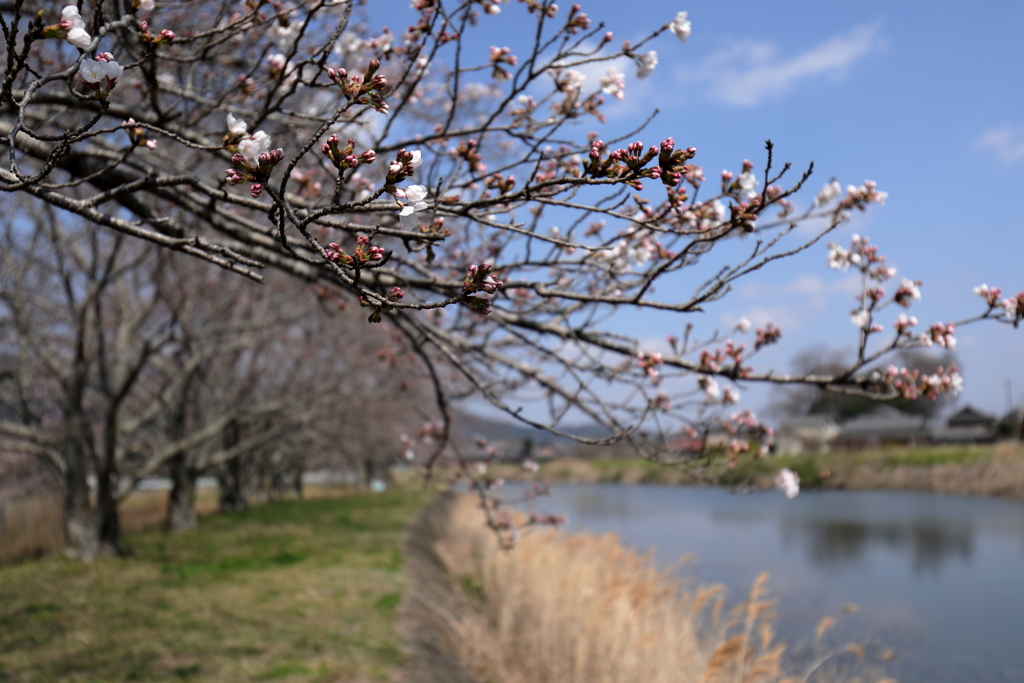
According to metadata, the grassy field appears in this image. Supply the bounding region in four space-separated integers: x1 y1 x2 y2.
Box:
0 487 434 683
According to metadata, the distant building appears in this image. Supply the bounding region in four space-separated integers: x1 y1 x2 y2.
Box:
775 403 1007 453
932 405 998 444
775 416 840 455
835 406 930 450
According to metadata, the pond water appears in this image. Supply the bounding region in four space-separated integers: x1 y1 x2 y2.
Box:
500 484 1024 683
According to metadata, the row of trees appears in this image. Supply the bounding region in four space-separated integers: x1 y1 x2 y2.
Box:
0 201 426 557
2 0 1020 547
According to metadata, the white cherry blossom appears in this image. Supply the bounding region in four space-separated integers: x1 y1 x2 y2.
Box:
62 5 85 26
226 113 248 137
62 5 92 48
599 65 625 100
636 51 658 79
104 60 123 80
814 179 841 206
669 11 692 42
699 376 720 401
899 277 921 302
404 184 428 204
774 468 799 499
78 57 123 84
737 171 758 195
237 130 272 164
1003 297 1020 318
399 184 429 227
827 243 850 270
67 27 91 49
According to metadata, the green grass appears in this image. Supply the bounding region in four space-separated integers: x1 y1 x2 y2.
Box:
874 445 987 467
719 454 826 488
0 488 434 683
584 458 673 482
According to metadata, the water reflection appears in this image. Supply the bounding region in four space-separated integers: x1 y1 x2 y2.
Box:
507 484 1024 683
787 518 974 574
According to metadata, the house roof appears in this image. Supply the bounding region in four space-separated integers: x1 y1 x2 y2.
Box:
947 405 994 427
838 405 929 440
778 415 838 430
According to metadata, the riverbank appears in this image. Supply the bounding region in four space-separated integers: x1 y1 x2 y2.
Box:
403 493 887 683
485 441 1024 498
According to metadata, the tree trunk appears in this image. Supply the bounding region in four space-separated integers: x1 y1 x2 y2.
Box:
63 447 98 559
218 457 247 512
96 467 120 555
291 460 304 499
167 452 198 531
94 411 121 556
62 409 99 559
218 420 248 512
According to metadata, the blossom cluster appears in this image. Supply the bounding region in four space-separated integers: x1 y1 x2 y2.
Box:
123 118 157 149
385 149 424 187
636 351 664 384
815 179 888 219
222 115 287 198
920 322 956 349
975 284 1024 327
327 60 390 114
326 235 386 268
489 46 518 80
873 364 964 400
584 137 696 191
598 226 674 273
463 263 504 294
78 54 123 99
322 135 377 171
460 264 503 315
827 233 893 279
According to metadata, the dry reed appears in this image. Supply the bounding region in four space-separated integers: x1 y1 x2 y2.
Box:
423 494 801 683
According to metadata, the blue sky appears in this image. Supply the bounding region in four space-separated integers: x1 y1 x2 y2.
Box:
370 1 1024 422
595 0 1024 420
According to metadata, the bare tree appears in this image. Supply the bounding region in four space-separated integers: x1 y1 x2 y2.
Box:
0 208 318 547
2 1 1021 544
768 347 959 422
0 206 178 555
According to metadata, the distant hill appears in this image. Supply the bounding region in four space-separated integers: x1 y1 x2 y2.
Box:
450 409 612 449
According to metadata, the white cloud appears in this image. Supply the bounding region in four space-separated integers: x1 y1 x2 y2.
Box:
679 23 883 106
720 272 860 332
973 124 1024 165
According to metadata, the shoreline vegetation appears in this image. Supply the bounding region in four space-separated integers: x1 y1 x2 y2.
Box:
483 441 1024 499
6 441 1020 565
404 493 893 683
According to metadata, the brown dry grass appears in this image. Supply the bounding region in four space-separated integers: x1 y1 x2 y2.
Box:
411 494 803 683
0 484 350 565
0 495 64 565
823 442 1024 497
